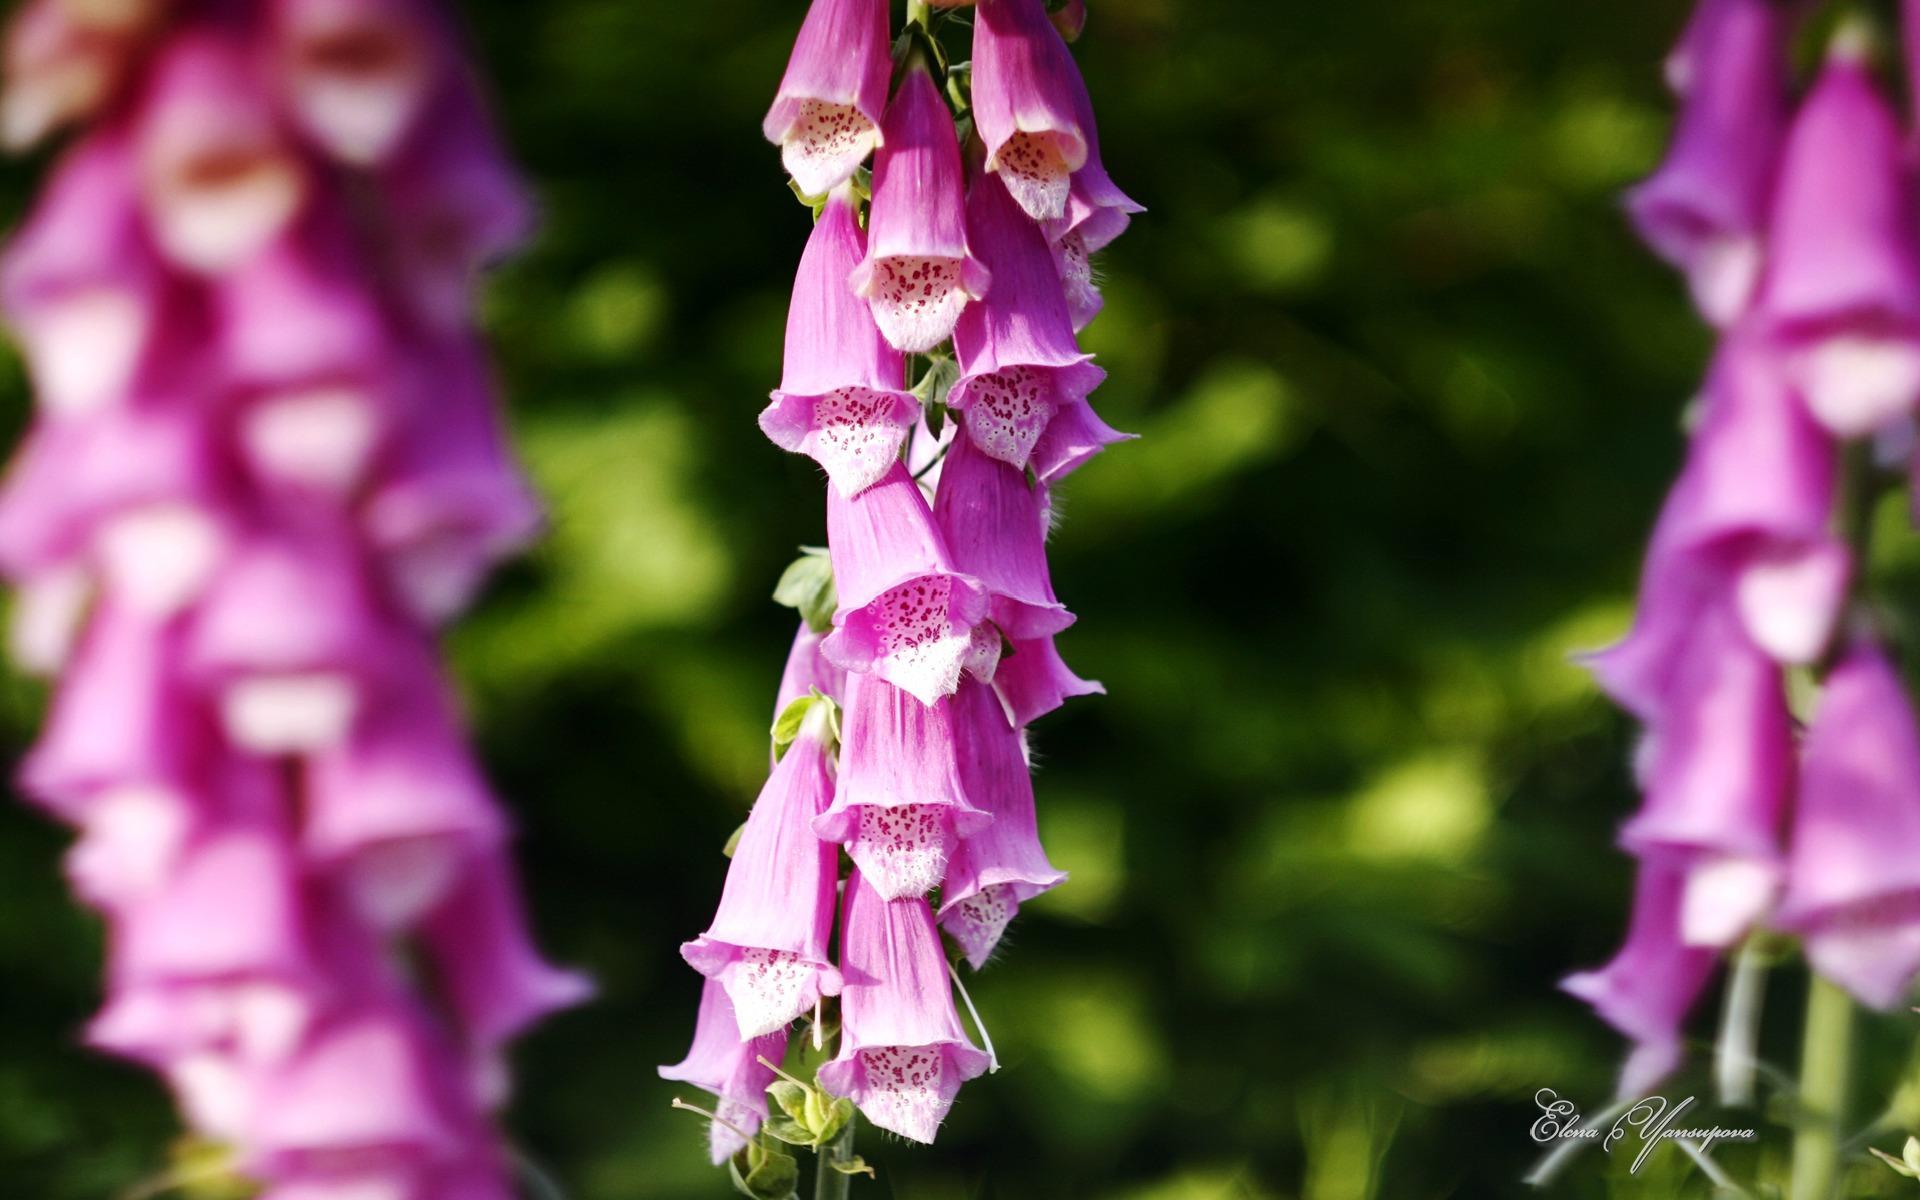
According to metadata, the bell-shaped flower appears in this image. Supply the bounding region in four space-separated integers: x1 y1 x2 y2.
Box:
851 62 989 353
271 0 440 167
821 460 993 705
419 849 592 1084
304 649 509 932
932 426 1073 639
938 679 1064 968
992 632 1104 728
215 215 391 497
814 670 989 900
1755 33 1920 438
1775 641 1920 1008
20 602 204 823
950 170 1124 482
1585 335 1844 718
183 526 399 754
659 978 789 1165
363 336 541 624
971 0 1092 222
1 130 161 416
0 400 231 617
1621 601 1791 947
1625 0 1789 325
246 1000 477 1180
376 81 532 331
0 0 157 150
1039 62 1141 331
682 698 843 1038
90 811 319 1067
759 189 920 497
1562 862 1718 1097
133 27 306 274
775 622 844 715
761 0 890 196
818 870 991 1143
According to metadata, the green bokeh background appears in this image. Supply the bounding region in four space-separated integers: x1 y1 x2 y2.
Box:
7 1 1920 1197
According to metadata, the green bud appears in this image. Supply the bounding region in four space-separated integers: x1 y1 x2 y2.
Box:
728 1140 800 1200
721 822 746 858
772 548 836 634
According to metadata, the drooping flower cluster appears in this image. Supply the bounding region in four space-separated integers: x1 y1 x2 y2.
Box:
1570 0 1920 1094
0 1 586 1195
664 0 1134 1169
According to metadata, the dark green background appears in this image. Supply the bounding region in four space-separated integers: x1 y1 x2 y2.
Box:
7 1 1920 1197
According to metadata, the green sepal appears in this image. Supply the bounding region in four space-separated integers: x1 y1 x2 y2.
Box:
727 1140 800 1200
768 1080 810 1123
829 1155 877 1179
1871 1136 1920 1178
721 822 746 858
158 1136 255 1200
772 548 836 634
912 355 960 412
771 690 841 762
761 1073 853 1149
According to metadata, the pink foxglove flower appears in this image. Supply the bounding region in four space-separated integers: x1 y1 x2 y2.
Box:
932 423 1074 638
852 61 989 353
971 0 1092 222
0 4 581 1194
1 130 160 417
419 851 594 1096
950 169 1123 481
758 188 920 497
1563 863 1718 1096
761 0 890 197
1621 602 1791 948
1754 33 1920 438
682 699 844 1038
1586 334 1843 718
814 669 990 900
659 979 789 1165
269 0 439 168
303 654 509 933
1775 641 1920 1008
939 678 1065 968
817 870 991 1143
132 27 306 274
992 631 1104 727
363 337 542 623
775 621 845 715
821 460 993 704
1626 0 1790 325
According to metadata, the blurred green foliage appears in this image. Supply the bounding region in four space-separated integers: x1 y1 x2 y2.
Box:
8 1 1920 1198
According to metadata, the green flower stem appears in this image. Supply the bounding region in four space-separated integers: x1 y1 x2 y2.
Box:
906 0 933 29
814 1115 858 1199
1790 973 1855 1200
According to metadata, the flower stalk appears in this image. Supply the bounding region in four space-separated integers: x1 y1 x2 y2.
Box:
1791 975 1856 1200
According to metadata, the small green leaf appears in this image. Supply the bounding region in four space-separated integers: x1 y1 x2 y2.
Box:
729 1141 800 1200
829 1155 877 1179
721 822 746 858
772 549 836 634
